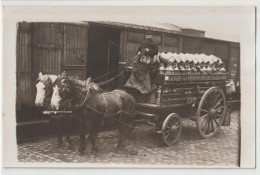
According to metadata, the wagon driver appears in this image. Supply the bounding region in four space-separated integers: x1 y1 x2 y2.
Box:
125 31 159 94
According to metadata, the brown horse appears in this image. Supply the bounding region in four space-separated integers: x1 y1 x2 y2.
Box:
50 76 136 155
35 72 72 148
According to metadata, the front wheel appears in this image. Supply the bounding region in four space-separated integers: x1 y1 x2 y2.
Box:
162 113 182 146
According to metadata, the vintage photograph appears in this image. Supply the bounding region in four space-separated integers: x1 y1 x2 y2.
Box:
2 5 256 168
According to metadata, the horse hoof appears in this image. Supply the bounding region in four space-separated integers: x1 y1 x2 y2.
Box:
90 152 97 158
56 143 62 148
90 154 97 158
114 146 126 154
129 148 138 155
86 137 91 142
78 147 86 155
116 145 126 151
68 145 73 150
78 151 84 156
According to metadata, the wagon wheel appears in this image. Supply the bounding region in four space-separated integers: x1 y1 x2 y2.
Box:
162 113 182 146
196 87 226 139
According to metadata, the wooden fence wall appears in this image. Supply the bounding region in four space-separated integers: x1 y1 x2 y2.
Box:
16 22 88 110
16 23 34 110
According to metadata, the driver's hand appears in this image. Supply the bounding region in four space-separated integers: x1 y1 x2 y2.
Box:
137 51 141 55
144 48 149 52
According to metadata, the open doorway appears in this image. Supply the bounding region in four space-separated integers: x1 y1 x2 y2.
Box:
87 23 121 91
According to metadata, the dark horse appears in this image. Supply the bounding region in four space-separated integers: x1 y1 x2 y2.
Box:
50 76 136 155
35 72 72 148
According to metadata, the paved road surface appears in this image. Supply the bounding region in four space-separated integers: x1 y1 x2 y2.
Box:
18 110 240 167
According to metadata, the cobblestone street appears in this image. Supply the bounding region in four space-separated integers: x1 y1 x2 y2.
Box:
17 110 240 167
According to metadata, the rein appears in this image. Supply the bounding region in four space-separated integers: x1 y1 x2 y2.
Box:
94 52 145 86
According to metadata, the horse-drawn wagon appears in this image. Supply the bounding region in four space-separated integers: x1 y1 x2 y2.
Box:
123 52 235 146
36 51 235 154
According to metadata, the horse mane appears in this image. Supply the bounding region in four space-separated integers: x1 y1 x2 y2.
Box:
68 78 103 94
37 74 57 86
91 83 103 93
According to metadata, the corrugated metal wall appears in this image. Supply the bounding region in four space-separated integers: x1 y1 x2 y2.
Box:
16 23 34 110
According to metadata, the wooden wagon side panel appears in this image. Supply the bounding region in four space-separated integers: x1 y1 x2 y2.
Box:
16 23 34 110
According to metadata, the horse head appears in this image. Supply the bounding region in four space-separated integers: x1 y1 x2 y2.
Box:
50 76 74 110
35 72 58 108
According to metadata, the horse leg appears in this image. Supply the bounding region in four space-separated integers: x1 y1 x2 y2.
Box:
56 117 62 148
78 116 86 155
65 115 72 149
116 116 127 151
89 112 102 155
116 113 137 155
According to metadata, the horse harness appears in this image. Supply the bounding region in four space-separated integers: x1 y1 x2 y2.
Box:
86 88 124 118
64 81 123 118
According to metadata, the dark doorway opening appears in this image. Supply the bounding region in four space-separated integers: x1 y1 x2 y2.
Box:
87 24 121 91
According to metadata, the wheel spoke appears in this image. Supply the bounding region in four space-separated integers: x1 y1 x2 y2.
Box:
165 133 170 140
204 101 210 110
214 99 223 108
200 115 208 126
213 118 219 127
201 117 208 134
170 133 176 141
215 106 224 111
201 109 209 113
164 129 170 133
212 93 221 108
217 113 223 118
206 119 211 134
200 114 208 119
172 117 177 124
208 94 216 108
210 120 214 132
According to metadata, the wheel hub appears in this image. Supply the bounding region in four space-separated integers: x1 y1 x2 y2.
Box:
170 125 178 133
208 108 216 118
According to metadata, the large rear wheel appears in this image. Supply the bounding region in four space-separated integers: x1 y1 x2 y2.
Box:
196 87 226 139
